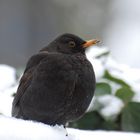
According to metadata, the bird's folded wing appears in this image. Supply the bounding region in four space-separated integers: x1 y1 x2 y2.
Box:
12 52 48 115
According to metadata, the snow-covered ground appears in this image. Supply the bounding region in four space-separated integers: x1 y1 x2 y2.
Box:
0 47 140 139
0 115 140 140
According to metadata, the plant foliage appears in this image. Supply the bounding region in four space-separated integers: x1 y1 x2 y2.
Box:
69 53 140 132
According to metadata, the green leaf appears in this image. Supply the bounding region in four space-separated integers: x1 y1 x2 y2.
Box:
115 87 134 104
95 82 112 96
69 111 104 130
122 102 140 132
101 120 119 130
69 111 119 130
103 70 130 88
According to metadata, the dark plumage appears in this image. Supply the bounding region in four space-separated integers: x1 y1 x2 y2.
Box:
12 33 99 125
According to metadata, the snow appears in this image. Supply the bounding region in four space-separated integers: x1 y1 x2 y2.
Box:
0 115 71 140
0 115 140 140
86 47 140 102
0 65 17 116
69 129 140 140
0 64 16 91
97 95 124 120
0 92 13 116
86 46 107 80
86 46 140 118
104 56 140 102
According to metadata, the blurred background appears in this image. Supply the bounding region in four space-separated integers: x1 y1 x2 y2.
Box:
1 0 140 133
0 0 140 68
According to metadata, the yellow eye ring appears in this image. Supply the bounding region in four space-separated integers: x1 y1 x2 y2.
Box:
69 41 76 47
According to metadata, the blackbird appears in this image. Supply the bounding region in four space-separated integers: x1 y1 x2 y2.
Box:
12 33 99 125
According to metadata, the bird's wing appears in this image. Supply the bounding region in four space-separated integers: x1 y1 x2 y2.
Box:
17 53 78 121
12 52 48 116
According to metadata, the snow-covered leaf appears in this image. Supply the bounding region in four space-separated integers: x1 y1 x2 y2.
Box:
104 70 130 88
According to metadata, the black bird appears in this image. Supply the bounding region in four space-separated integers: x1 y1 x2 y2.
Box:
12 33 99 125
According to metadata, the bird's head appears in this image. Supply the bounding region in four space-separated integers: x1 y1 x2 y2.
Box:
40 33 99 54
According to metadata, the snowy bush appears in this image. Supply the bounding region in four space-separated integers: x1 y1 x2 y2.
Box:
70 47 140 132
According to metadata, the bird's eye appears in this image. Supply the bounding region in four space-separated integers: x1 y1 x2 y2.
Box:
68 41 76 47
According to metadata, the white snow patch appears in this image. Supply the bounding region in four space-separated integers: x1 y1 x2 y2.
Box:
0 115 73 140
0 85 17 116
0 65 17 116
0 115 140 140
86 46 106 79
97 95 124 120
0 94 13 116
105 56 140 85
0 65 16 91
86 46 109 58
69 128 140 140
